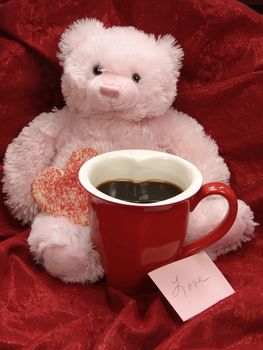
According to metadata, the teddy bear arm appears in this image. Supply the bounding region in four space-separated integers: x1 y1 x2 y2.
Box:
160 110 231 184
3 111 64 224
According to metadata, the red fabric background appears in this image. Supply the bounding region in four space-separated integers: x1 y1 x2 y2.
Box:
0 0 263 349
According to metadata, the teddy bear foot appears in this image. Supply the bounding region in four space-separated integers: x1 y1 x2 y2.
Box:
187 198 257 260
28 213 104 283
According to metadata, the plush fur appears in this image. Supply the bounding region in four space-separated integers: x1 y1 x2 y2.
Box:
2 19 256 283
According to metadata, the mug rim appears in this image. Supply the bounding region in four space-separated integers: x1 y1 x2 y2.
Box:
78 149 203 207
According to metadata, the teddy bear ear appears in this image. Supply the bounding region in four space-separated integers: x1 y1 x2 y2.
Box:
157 34 184 73
58 18 105 63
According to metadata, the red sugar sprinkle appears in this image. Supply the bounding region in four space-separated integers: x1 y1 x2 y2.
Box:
31 148 98 225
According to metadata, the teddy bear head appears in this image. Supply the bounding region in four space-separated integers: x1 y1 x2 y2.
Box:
58 19 183 121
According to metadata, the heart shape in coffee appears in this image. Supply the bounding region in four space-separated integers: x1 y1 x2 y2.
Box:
32 148 98 225
97 180 182 203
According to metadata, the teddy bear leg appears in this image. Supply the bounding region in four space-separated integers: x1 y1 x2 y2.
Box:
28 213 104 283
187 198 256 259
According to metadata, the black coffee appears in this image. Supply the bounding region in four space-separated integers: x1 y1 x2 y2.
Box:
97 180 183 203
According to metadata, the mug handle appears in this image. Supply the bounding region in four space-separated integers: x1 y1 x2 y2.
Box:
180 182 238 259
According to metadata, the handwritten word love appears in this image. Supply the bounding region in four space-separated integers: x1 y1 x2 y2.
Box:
171 275 210 298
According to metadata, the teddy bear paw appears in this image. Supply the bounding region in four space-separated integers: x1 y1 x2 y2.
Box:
28 213 104 283
187 198 257 260
206 199 257 259
42 244 104 284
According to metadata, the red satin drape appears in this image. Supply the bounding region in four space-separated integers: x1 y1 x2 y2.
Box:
0 1 263 349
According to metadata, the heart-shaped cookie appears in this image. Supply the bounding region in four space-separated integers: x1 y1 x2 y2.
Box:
32 148 98 225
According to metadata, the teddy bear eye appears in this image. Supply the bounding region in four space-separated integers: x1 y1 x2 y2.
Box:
132 73 141 83
93 65 103 75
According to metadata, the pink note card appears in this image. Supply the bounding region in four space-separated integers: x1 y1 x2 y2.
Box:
148 251 235 321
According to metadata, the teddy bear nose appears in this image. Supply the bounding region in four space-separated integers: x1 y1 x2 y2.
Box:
100 84 120 97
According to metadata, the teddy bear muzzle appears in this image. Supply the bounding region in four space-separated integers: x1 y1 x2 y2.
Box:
92 73 140 112
100 84 120 97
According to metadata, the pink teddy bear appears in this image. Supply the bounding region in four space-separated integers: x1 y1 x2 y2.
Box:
3 19 256 283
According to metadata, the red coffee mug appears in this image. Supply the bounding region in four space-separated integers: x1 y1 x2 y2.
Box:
79 150 238 294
